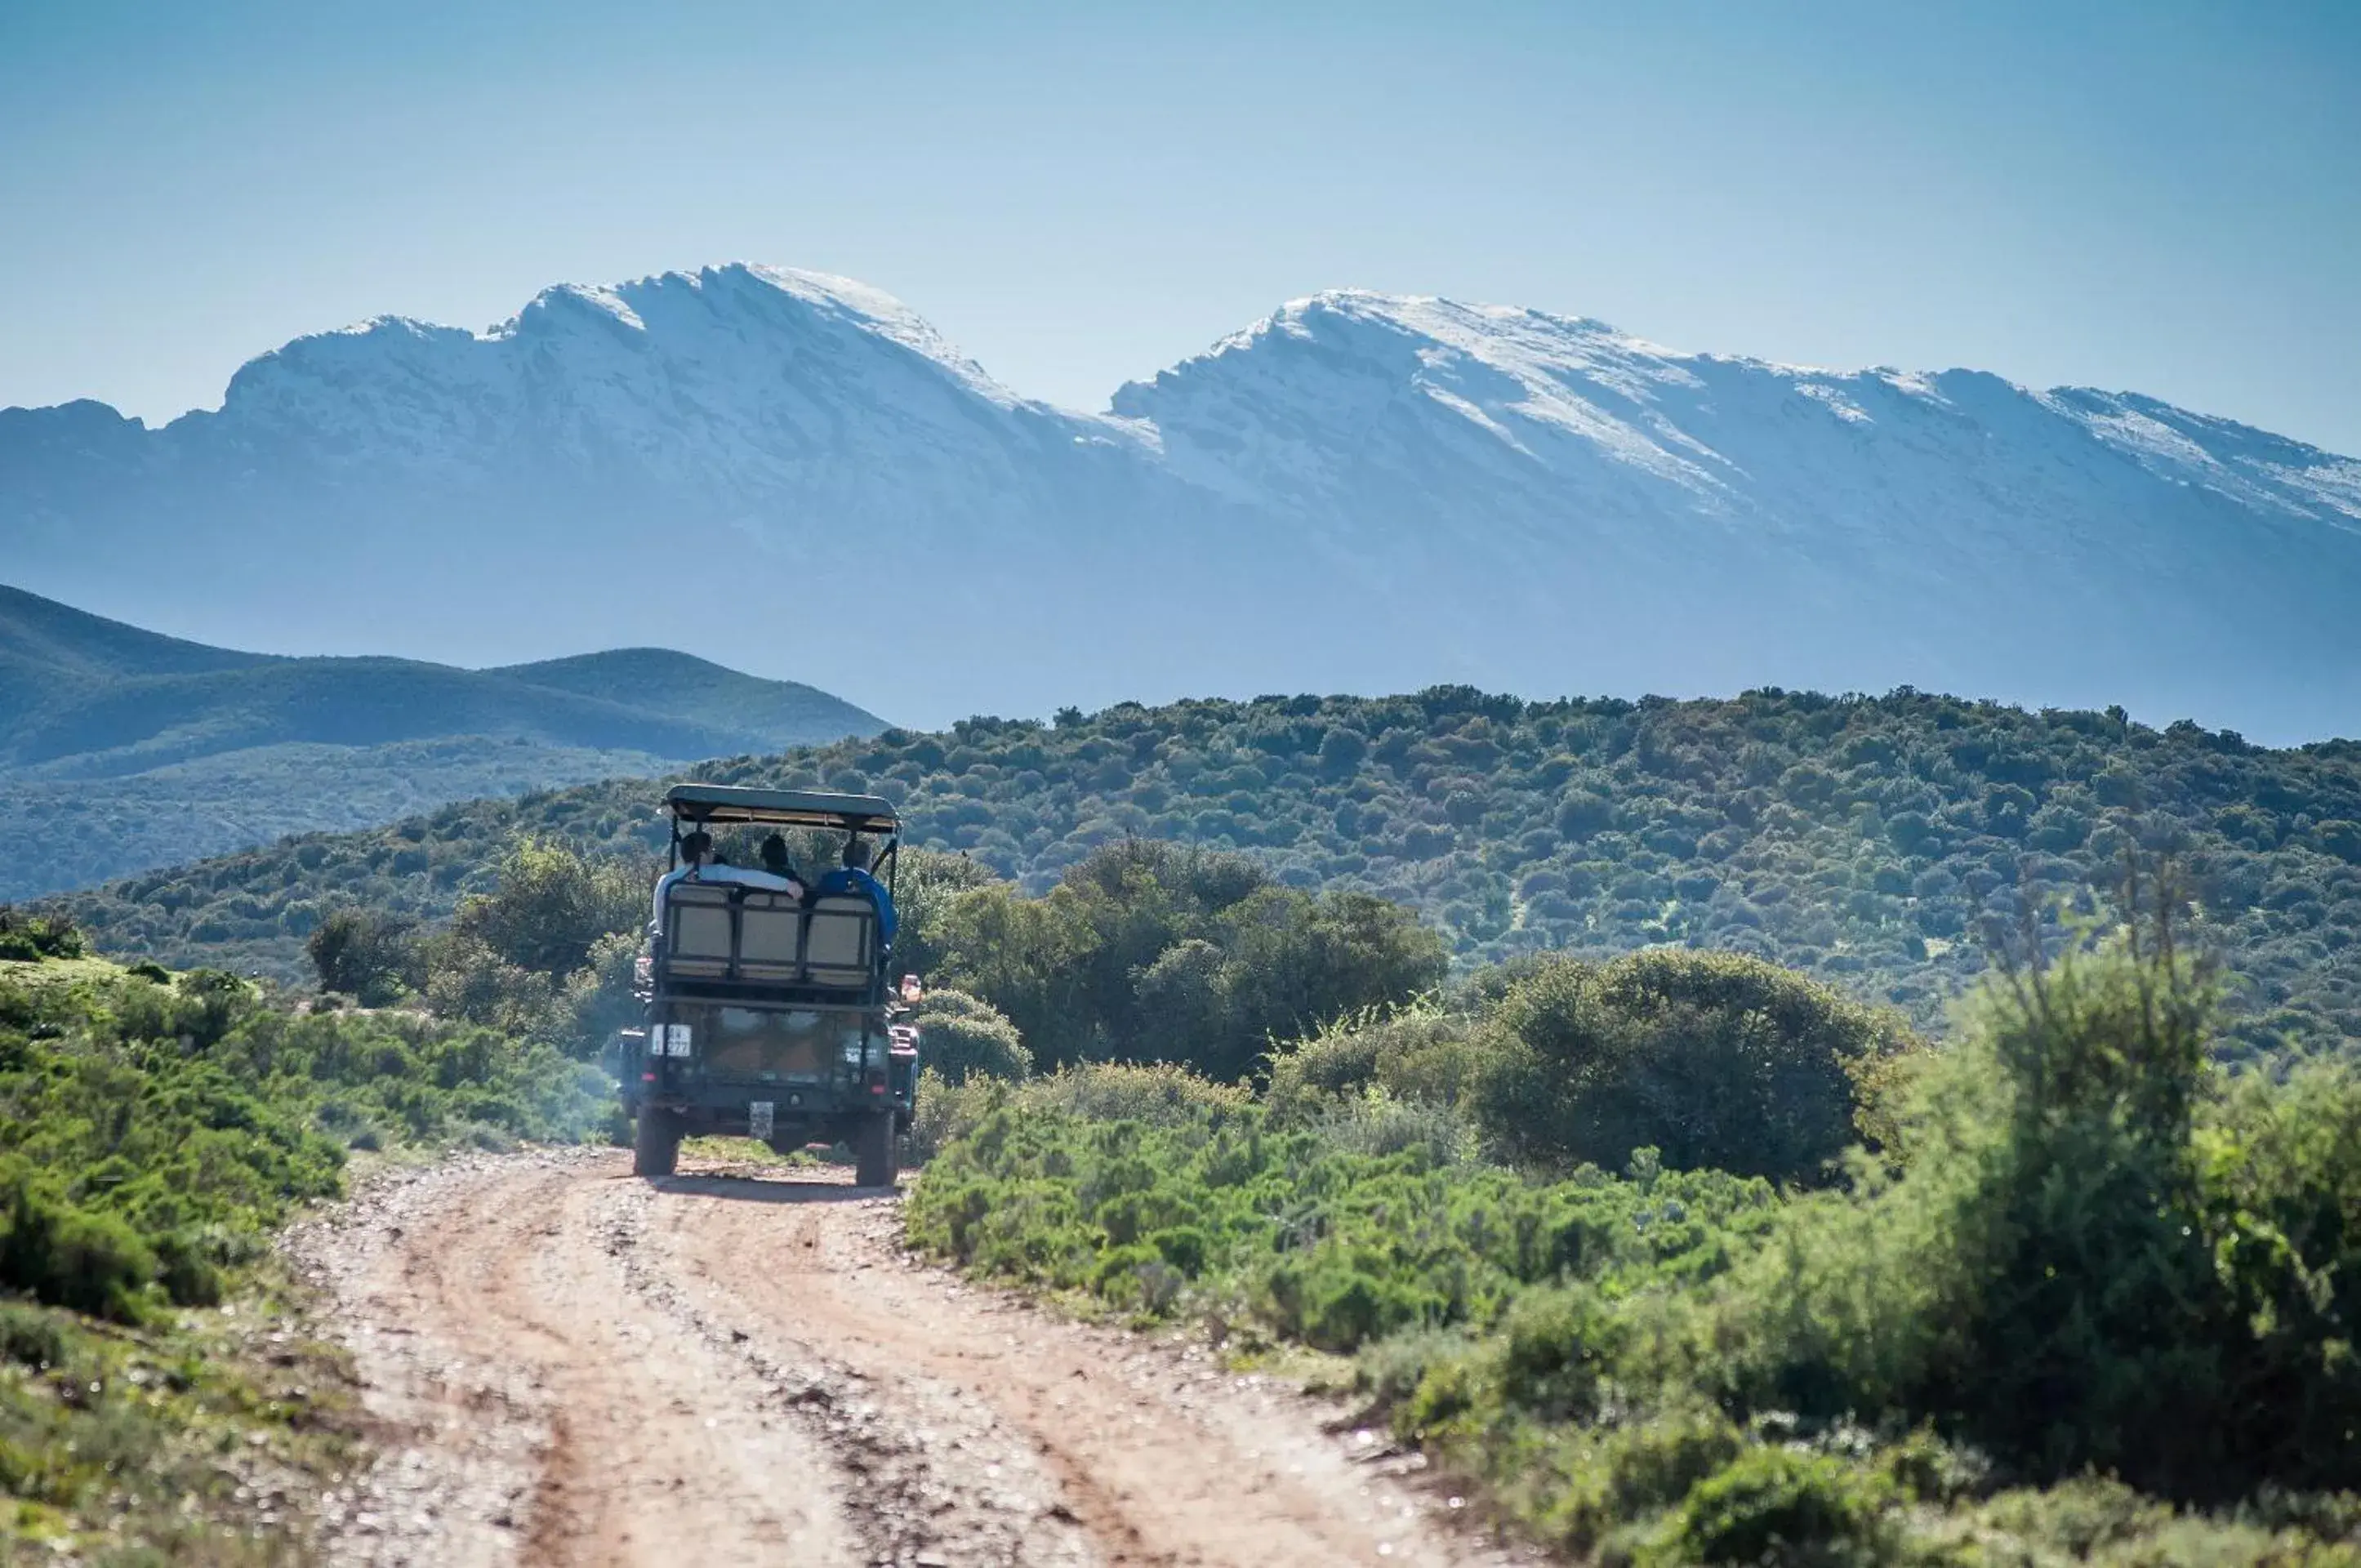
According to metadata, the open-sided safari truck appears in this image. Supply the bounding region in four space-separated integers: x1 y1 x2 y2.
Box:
619 784 917 1185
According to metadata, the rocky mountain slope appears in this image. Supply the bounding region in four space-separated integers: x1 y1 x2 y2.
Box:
0 584 882 898
4 265 2356 739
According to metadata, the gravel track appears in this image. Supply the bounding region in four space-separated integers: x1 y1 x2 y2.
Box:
292 1149 1540 1567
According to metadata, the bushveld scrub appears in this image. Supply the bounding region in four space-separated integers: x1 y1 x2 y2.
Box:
910 917 2361 1564
0 941 606 1554
0 908 82 963
51 688 2361 1061
905 989 1031 1085
0 1288 363 1561
908 1063 1781 1351
924 838 1449 1078
0 958 605 1324
1266 949 1922 1186
291 835 1450 1086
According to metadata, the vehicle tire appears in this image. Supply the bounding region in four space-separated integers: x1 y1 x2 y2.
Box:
634 1107 680 1178
854 1109 899 1188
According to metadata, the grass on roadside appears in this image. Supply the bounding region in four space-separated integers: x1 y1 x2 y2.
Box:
0 1273 362 1562
1 948 613 1557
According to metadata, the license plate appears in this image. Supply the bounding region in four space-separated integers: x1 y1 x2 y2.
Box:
748 1101 775 1140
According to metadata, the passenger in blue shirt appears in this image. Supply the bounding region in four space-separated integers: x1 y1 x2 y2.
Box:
818 836 898 946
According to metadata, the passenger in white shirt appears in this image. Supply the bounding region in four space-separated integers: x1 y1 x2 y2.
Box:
652 829 804 929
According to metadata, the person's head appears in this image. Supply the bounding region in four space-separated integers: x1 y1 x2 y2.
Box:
679 829 713 864
841 835 871 871
760 832 791 875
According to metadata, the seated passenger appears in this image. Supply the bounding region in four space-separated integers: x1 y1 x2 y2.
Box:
818 835 898 945
653 828 804 929
651 829 715 926
759 832 804 888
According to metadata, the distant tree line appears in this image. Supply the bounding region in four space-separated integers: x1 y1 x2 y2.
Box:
57 685 2361 1058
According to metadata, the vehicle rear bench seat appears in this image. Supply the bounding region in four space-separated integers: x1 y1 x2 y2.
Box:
661 883 880 987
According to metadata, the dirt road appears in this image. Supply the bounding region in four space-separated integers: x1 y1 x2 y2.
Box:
292 1149 1539 1567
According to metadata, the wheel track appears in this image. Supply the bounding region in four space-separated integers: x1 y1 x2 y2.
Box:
590 1175 1087 1566
298 1150 1540 1568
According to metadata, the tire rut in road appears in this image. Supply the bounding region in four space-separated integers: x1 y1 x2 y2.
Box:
302 1152 1539 1568
592 1174 1094 1566
299 1152 855 1567
658 1162 1539 1568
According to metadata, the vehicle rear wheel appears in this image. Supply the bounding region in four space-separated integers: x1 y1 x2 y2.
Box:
853 1108 899 1188
634 1107 681 1178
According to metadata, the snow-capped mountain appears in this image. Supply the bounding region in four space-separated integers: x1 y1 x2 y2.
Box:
5 265 2357 739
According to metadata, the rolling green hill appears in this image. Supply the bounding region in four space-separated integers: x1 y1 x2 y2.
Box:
49 687 2361 1058
0 581 266 721
0 585 884 898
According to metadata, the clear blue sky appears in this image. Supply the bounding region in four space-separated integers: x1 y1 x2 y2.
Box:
4 0 2355 452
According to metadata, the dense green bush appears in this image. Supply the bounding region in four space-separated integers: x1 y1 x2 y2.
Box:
0 961 607 1318
1264 955 1922 1186
1470 950 1920 1183
0 906 83 961
1650 1445 1897 1566
51 690 2361 1063
929 839 1449 1080
447 837 644 977
1264 1001 1483 1123
889 847 1007 982
305 906 421 1003
0 1158 160 1321
359 839 651 1058
907 989 1031 1085
1703 920 2361 1500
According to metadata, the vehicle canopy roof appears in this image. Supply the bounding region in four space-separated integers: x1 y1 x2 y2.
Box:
664 783 899 835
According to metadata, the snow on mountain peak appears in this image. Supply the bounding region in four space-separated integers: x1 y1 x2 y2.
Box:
8 264 2361 740
2034 387 2361 531
1115 288 1735 508
499 264 1030 409
510 281 648 335
197 261 1067 470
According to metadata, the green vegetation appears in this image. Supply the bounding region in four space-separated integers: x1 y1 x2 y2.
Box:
290 833 1444 1101
53 688 2361 1062
0 933 606 1555
0 1288 360 1561
0 907 83 963
1269 948 1918 1183
908 911 2361 1564
0 954 605 1323
301 838 644 1064
17 671 2361 1559
925 838 1448 1080
906 989 1031 1085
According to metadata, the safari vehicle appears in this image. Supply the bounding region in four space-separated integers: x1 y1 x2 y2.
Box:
618 784 916 1185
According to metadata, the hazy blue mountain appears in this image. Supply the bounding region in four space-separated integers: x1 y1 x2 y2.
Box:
3 265 2357 741
0 585 884 898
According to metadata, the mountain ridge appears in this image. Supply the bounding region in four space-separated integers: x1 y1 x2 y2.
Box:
5 265 2356 742
0 583 886 899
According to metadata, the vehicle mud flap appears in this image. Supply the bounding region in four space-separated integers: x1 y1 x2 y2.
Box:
634 1107 681 1178
854 1108 898 1188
